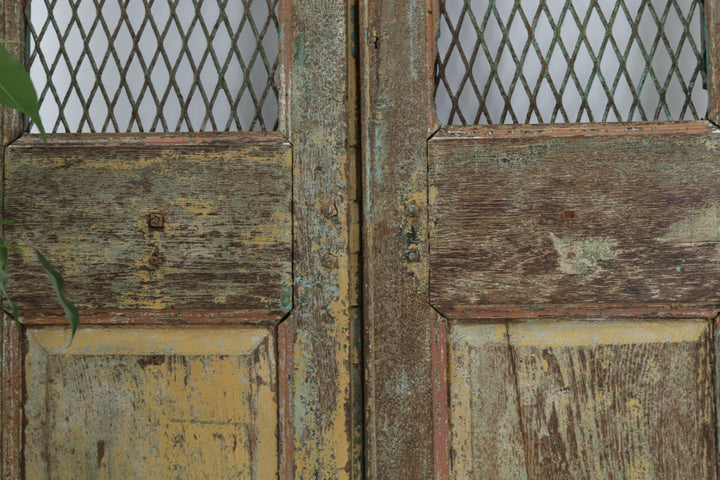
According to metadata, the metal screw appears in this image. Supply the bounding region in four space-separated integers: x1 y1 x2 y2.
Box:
405 201 418 217
406 248 420 262
322 254 338 269
149 251 165 268
148 214 165 229
320 203 338 218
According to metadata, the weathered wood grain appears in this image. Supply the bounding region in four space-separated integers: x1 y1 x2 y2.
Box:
449 323 527 479
361 0 440 478
24 325 277 479
450 319 716 479
430 122 720 314
707 0 720 124
5 133 291 315
1 0 25 147
2 4 26 477
280 0 360 477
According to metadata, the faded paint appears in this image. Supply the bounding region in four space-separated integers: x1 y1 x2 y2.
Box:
25 326 277 478
510 319 708 347
451 320 714 479
6 135 292 312
550 233 618 275
658 204 720 243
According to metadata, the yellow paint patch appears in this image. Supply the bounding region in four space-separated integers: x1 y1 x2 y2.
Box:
509 319 708 347
172 198 215 216
29 325 267 355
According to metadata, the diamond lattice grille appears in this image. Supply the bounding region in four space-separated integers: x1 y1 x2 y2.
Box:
435 0 708 124
26 0 279 133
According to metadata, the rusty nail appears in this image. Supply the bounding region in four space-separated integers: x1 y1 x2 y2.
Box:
406 248 420 262
321 203 338 218
148 214 165 229
322 254 338 269
149 251 165 268
405 201 418 217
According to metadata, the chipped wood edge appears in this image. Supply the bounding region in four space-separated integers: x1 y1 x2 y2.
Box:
431 315 449 480
277 0 293 138
361 0 439 477
426 0 440 134
708 0 720 125
433 120 719 140
2 3 26 477
282 0 358 477
2 0 25 147
2 317 22 480
277 318 294 479
442 304 720 321
19 309 284 326
715 313 720 480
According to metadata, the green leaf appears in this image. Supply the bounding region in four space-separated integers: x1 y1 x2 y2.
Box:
34 248 79 342
0 246 19 325
0 44 46 142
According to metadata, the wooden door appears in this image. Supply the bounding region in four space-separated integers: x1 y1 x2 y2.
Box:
362 0 720 478
1 0 361 478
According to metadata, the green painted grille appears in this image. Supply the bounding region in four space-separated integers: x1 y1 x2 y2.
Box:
26 0 279 133
435 0 707 124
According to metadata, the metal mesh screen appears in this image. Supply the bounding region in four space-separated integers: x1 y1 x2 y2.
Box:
26 0 279 133
435 0 708 124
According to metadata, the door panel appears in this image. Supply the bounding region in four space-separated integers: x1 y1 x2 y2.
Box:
25 325 277 478
449 320 714 479
430 122 720 311
1 0 360 478
362 0 720 478
6 134 292 313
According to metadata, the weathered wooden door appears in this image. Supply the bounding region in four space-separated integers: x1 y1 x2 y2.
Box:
1 0 361 478
363 0 720 478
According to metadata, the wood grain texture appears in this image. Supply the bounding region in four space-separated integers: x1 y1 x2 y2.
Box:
1 318 22 480
1 0 25 146
361 0 439 478
430 122 720 314
450 319 716 480
1 3 26 477
24 325 277 479
449 323 527 480
5 133 291 314
707 0 720 124
280 0 360 477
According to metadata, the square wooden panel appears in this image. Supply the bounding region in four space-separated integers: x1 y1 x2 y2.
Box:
449 319 715 479
5 133 292 313
24 325 277 478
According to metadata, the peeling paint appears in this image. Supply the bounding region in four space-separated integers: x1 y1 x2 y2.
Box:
550 233 618 275
658 204 720 243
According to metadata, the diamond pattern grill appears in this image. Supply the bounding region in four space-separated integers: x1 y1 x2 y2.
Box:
26 0 279 133
435 0 708 124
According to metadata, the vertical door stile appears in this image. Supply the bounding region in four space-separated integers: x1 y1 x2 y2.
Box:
708 0 720 124
280 0 361 478
360 0 441 478
2 3 26 478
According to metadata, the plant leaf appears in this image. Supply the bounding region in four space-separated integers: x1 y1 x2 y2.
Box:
34 248 79 342
0 246 19 325
0 44 46 141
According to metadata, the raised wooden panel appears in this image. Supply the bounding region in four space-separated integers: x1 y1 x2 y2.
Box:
449 319 715 479
24 325 277 478
429 122 720 315
5 133 291 313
